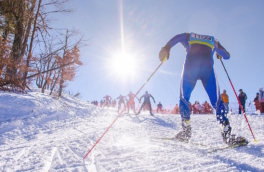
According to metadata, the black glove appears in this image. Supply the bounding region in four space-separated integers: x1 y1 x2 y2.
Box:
216 53 222 59
159 45 170 62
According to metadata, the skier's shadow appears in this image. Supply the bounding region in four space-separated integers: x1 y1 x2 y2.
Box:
213 153 261 171
239 143 264 158
127 114 177 130
209 143 264 171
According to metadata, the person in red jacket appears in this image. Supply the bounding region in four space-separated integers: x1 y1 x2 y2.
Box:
254 93 261 112
126 91 139 113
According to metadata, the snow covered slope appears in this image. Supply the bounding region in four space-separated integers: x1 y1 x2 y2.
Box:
0 90 263 171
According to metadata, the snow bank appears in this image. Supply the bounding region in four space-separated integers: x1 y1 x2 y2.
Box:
0 89 106 135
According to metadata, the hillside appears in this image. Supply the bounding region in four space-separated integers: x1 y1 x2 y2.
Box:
0 90 263 171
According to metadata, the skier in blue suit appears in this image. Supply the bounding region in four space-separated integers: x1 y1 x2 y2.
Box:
159 33 247 145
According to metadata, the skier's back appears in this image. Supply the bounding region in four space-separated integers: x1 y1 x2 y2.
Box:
137 91 156 116
116 94 127 113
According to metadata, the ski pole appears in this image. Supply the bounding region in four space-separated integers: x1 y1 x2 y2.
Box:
217 54 257 142
83 57 167 160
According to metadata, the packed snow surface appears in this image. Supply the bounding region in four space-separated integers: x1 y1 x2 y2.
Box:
0 90 264 171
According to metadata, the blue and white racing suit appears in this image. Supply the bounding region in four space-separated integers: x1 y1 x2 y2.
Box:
165 33 230 124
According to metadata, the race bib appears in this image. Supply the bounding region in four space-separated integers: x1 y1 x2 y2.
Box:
189 33 214 49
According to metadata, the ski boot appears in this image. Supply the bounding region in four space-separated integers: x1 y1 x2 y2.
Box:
175 119 191 142
221 121 232 144
221 121 248 146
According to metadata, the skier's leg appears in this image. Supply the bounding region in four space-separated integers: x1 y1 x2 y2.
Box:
200 66 243 145
118 102 121 112
177 61 199 141
223 102 229 114
137 102 145 115
179 65 198 120
122 101 125 111
242 103 245 113
200 63 228 124
239 106 242 114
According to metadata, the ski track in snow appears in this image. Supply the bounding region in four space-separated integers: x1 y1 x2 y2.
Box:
0 90 264 171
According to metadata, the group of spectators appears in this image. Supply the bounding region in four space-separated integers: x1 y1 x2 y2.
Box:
222 88 264 114
155 101 213 114
88 99 117 108
91 100 99 106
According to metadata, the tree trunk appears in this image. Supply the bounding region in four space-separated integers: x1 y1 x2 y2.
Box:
6 0 26 81
20 0 36 65
23 0 41 88
50 70 61 95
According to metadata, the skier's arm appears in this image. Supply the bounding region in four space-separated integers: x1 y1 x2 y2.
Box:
159 33 188 61
150 95 156 103
139 95 144 103
215 40 230 60
166 33 189 48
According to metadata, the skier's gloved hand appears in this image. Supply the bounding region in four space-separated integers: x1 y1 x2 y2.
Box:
216 53 222 60
159 44 170 62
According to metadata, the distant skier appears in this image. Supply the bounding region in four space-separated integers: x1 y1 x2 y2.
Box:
116 94 128 113
103 95 112 108
137 91 156 116
126 91 139 113
157 102 163 113
159 32 247 145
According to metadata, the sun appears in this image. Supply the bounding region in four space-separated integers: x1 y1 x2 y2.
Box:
111 51 136 78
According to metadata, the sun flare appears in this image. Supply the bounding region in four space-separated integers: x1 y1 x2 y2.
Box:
111 52 136 78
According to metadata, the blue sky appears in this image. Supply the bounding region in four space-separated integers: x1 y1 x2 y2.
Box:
52 0 264 109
